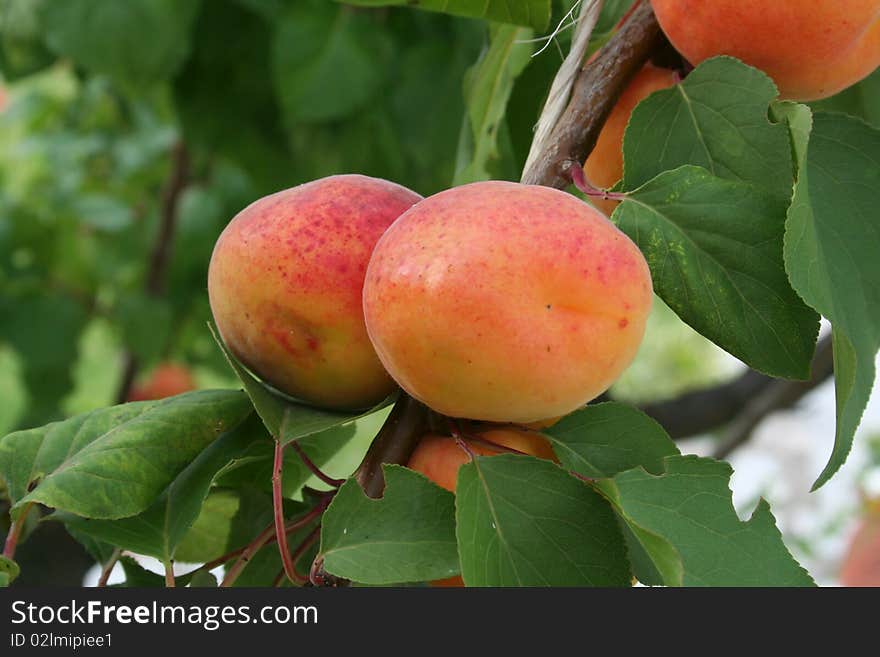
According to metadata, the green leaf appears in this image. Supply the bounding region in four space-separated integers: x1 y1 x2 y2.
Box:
210 323 392 445
0 555 19 585
597 456 815 586
214 422 357 497
41 0 201 88
0 0 55 80
784 112 880 489
58 413 266 560
623 57 794 203
321 465 459 585
273 2 389 124
453 23 533 185
545 402 680 478
456 455 631 586
616 166 819 379
0 390 253 519
114 556 166 587
340 0 551 31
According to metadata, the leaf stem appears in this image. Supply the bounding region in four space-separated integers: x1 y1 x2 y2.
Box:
272 439 300 585
97 548 122 587
163 560 176 588
569 162 628 201
2 502 34 560
290 440 346 488
220 522 276 587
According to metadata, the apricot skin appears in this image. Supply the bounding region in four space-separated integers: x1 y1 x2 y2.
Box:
208 174 422 410
363 181 653 424
128 363 195 401
583 63 677 216
407 428 557 493
650 0 880 100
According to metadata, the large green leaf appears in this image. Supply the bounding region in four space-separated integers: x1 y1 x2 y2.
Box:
597 456 815 586
340 0 551 31
210 323 392 445
320 465 459 585
623 57 794 203
615 166 819 379
456 455 631 587
273 2 390 124
784 112 880 489
40 0 201 87
453 23 533 184
58 413 266 560
0 0 55 80
0 390 252 519
545 402 679 478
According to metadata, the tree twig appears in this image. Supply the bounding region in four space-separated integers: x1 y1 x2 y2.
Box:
96 548 122 587
354 393 432 499
712 335 835 459
115 141 191 404
520 0 663 188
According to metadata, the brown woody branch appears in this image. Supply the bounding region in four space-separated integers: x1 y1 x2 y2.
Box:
520 0 663 188
115 142 190 404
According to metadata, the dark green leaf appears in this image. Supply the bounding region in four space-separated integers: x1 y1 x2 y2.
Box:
321 465 459 585
616 166 819 379
340 0 552 31
456 455 631 586
784 112 880 488
0 390 253 519
59 413 265 560
623 57 794 203
273 2 390 124
545 402 679 478
597 456 815 586
41 0 200 87
0 555 19 585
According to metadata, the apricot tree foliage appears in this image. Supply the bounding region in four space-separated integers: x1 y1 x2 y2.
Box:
1 0 878 587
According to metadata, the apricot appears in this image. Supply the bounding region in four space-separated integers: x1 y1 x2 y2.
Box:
583 63 677 216
128 363 195 401
407 427 557 493
650 0 880 100
208 174 421 409
363 181 653 423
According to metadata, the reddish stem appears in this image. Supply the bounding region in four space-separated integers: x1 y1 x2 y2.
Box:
221 521 276 587
164 560 176 588
569 162 628 202
3 502 34 560
290 440 345 488
96 548 122 587
272 440 300 585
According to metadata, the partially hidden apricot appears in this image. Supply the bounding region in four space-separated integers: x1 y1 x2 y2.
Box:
128 362 196 401
363 181 653 423
650 0 880 100
583 63 677 216
208 174 422 409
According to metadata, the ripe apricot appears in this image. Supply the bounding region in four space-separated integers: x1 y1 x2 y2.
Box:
583 63 677 216
208 174 421 409
650 0 880 100
407 427 557 493
363 181 652 423
128 363 195 401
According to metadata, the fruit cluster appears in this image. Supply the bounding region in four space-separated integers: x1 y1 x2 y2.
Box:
207 175 652 481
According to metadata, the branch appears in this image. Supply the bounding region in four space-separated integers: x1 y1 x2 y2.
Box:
520 0 663 188
354 393 432 499
115 141 190 404
712 336 835 459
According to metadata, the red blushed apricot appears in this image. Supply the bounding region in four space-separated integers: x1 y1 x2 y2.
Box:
583 63 677 216
363 181 653 424
128 363 196 401
208 174 421 410
651 0 880 101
